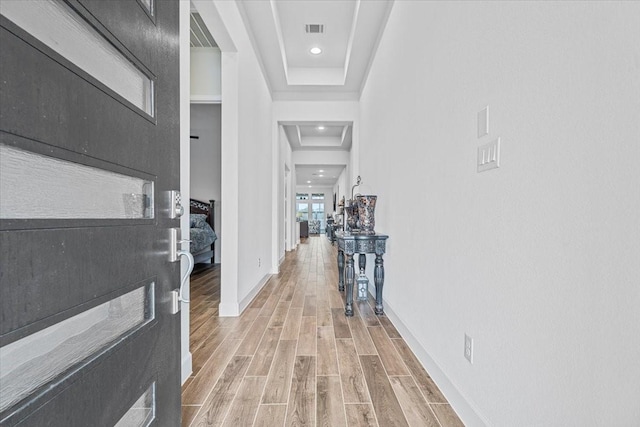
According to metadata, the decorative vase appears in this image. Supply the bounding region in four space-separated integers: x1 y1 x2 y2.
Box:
356 195 377 235
345 201 359 233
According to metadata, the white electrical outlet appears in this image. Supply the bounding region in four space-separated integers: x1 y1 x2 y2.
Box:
464 334 474 363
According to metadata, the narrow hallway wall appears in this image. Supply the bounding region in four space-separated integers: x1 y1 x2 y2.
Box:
359 2 640 425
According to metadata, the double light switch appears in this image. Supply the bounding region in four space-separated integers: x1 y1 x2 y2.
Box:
477 106 500 172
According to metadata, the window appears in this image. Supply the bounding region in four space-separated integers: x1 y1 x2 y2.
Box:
296 203 308 221
312 203 324 221
296 192 326 233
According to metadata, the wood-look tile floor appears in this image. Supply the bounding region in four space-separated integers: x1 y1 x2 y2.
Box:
182 236 464 427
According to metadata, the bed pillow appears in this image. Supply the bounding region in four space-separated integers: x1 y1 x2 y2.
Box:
190 213 208 229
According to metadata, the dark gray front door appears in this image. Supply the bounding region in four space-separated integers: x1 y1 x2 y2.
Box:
0 1 181 425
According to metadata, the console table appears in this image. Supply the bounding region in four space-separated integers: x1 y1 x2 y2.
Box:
326 222 339 244
335 232 389 317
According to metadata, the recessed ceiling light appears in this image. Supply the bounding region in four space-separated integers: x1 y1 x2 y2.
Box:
307 180 311 183
317 126 325 131
319 169 324 172
308 185 312 188
319 175 324 177
310 47 322 55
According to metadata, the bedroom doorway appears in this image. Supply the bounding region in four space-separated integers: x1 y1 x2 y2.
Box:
189 103 221 269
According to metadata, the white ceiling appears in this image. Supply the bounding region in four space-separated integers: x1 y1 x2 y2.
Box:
282 122 352 151
236 0 394 101
295 165 346 190
195 1 393 188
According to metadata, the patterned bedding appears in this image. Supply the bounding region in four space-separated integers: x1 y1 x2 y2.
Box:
190 214 217 253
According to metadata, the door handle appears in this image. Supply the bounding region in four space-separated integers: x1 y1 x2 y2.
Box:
176 249 194 303
168 228 193 314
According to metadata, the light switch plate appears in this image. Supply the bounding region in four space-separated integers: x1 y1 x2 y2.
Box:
477 137 500 172
477 106 489 138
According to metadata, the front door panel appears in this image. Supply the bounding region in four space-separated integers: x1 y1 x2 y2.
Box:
0 1 180 425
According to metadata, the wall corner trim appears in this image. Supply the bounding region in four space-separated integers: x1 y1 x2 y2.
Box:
218 302 240 317
239 273 273 314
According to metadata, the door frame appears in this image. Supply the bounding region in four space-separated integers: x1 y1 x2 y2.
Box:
179 0 192 384
179 0 242 382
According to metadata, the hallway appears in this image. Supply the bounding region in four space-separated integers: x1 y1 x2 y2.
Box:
181 236 463 426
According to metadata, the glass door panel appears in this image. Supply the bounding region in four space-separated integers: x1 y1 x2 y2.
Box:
296 203 308 221
312 203 324 233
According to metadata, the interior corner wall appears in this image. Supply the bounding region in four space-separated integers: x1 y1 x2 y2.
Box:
279 125 293 257
359 2 640 426
202 0 274 315
190 104 222 263
225 4 273 311
235 64 273 308
292 168 299 246
333 168 347 211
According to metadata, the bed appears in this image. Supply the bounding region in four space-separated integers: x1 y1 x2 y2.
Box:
189 199 217 264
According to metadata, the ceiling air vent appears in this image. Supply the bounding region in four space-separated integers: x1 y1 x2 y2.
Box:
305 24 324 34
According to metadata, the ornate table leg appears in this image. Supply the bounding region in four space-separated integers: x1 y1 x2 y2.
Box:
359 253 366 275
374 254 385 315
345 254 355 316
337 249 345 292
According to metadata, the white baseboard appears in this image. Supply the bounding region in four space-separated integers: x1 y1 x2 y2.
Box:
382 298 489 426
218 274 273 317
181 351 192 385
239 273 272 313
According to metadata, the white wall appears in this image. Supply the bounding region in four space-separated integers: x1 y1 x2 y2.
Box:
236 51 273 311
190 47 221 102
292 149 350 168
222 0 273 315
190 104 221 263
359 2 640 426
278 125 294 255
333 167 347 213
195 0 274 316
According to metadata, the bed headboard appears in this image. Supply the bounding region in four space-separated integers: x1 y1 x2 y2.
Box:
190 199 216 264
190 199 215 231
